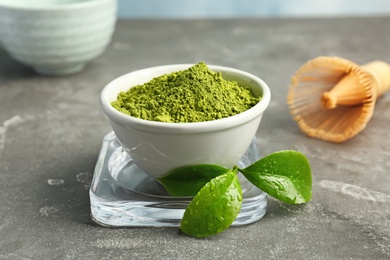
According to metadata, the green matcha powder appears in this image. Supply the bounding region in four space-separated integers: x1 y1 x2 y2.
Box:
111 62 261 123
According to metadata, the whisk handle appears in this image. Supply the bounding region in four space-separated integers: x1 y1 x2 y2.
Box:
362 61 390 97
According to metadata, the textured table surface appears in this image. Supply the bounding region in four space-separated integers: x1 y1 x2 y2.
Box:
1 17 389 260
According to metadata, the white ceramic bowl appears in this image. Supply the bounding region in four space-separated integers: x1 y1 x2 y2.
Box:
0 0 117 75
100 64 271 179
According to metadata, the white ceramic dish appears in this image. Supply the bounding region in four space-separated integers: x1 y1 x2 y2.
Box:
100 64 271 179
0 0 117 75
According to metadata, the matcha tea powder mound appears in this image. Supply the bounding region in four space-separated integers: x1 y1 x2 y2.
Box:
111 62 261 123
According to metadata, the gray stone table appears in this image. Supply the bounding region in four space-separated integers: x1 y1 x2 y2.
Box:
1 17 389 260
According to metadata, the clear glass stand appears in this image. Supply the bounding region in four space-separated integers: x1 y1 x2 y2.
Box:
90 132 267 227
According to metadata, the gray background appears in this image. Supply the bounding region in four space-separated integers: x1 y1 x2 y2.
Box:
1 1 390 259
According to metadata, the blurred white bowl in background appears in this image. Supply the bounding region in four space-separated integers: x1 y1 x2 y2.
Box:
0 0 117 75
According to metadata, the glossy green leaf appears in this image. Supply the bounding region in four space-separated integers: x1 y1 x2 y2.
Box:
180 167 242 238
239 150 312 204
158 164 229 196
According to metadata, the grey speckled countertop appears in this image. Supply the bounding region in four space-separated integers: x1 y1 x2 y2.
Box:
1 18 389 260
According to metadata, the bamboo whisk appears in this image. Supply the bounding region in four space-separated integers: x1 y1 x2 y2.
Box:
287 56 390 143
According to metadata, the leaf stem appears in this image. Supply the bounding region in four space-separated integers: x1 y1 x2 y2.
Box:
232 165 240 174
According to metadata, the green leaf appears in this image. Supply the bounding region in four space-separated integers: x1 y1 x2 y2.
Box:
239 150 312 204
158 164 229 196
180 167 242 238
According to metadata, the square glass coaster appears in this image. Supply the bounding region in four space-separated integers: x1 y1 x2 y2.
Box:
90 132 267 227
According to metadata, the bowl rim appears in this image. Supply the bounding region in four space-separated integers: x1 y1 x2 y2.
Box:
100 64 271 134
0 0 113 10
